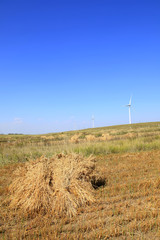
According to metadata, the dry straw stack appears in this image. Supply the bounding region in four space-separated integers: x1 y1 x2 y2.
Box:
9 153 105 218
69 134 80 143
99 133 113 141
85 135 96 142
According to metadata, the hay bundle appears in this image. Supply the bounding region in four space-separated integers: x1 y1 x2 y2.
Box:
9 153 105 218
41 136 54 140
99 133 112 141
41 136 47 139
46 136 55 140
69 134 80 143
122 133 138 139
85 135 96 142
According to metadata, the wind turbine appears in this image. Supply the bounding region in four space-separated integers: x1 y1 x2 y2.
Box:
91 115 95 128
126 96 132 124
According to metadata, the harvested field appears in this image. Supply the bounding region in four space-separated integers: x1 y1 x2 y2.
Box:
1 122 160 239
0 150 160 239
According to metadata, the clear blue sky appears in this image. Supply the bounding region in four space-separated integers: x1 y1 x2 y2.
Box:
0 0 160 134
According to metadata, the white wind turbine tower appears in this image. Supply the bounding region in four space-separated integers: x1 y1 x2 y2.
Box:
126 96 132 124
91 115 95 128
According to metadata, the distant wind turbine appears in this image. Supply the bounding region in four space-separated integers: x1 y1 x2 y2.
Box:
126 96 132 124
91 115 95 128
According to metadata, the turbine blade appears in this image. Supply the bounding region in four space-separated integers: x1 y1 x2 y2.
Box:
129 95 132 105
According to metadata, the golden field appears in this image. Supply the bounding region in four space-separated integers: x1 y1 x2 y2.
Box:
1 122 160 239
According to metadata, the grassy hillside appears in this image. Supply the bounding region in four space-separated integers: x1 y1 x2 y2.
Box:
0 121 160 165
1 122 160 239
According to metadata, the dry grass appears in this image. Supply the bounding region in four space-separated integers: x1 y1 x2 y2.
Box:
1 122 160 166
1 122 160 239
8 153 105 218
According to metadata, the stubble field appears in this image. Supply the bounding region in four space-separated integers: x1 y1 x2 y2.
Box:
1 122 160 239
